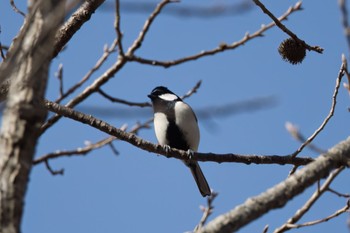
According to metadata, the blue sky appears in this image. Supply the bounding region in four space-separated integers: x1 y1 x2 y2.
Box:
1 1 350 233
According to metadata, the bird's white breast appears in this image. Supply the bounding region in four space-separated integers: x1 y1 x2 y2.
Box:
174 101 200 151
154 112 169 146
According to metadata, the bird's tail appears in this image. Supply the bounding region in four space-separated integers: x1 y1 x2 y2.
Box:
187 161 211 197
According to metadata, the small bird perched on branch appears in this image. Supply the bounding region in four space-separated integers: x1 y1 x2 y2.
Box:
148 86 211 197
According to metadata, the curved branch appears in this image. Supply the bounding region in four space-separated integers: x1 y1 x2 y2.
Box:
274 166 346 233
291 57 346 158
128 1 303 68
40 0 174 134
198 138 350 233
126 0 178 56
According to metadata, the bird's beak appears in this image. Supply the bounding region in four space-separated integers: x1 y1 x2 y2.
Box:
147 94 153 99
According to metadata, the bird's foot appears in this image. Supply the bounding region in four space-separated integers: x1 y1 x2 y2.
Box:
163 145 171 157
186 149 195 160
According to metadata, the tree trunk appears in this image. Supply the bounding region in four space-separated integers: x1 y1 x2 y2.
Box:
0 1 65 232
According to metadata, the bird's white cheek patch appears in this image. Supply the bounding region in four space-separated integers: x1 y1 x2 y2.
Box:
159 93 178 101
154 112 169 146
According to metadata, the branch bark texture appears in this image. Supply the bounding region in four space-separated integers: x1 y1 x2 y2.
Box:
199 137 350 233
0 1 65 232
53 0 106 57
0 0 106 102
43 99 313 166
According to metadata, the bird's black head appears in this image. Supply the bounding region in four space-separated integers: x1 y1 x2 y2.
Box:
148 86 180 102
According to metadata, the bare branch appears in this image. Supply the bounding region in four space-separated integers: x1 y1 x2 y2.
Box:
97 88 151 107
43 99 314 166
55 63 64 99
0 0 107 102
291 56 346 158
53 0 106 58
262 225 269 233
108 141 119 155
41 0 174 133
339 0 350 54
342 56 350 94
114 0 124 56
284 200 350 230
34 136 117 165
0 26 7 60
274 166 345 233
285 122 326 154
194 192 219 232
34 118 152 166
181 80 202 100
198 139 350 233
44 160 64 175
253 0 323 54
128 2 303 68
126 0 178 56
10 0 26 17
0 42 5 60
97 80 202 108
55 40 118 103
327 187 350 198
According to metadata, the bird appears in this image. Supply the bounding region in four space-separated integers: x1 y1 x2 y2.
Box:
148 86 211 197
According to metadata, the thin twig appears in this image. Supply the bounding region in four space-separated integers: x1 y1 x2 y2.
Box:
97 79 202 107
181 80 202 100
128 1 303 67
0 42 5 60
194 192 219 232
126 0 178 56
274 166 345 233
10 0 26 17
34 136 117 165
342 55 350 94
285 122 326 154
0 26 6 61
262 225 269 233
108 141 119 155
54 39 118 103
114 0 124 56
44 160 64 175
42 0 172 133
97 88 151 107
55 64 64 99
339 0 350 54
34 118 152 168
291 55 346 158
328 187 350 198
199 138 350 233
284 200 350 230
130 118 152 134
253 0 323 53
